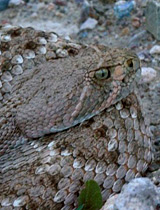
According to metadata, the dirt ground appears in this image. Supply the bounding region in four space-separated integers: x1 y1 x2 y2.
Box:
0 0 160 199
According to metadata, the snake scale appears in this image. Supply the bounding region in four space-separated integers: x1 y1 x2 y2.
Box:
0 25 153 209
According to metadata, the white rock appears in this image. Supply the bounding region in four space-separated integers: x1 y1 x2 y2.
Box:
80 18 98 31
101 194 118 210
141 67 157 83
9 0 24 6
149 45 160 54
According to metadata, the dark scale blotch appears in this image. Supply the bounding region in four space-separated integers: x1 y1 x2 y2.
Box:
24 41 37 50
10 28 23 37
67 47 79 56
1 60 12 72
94 125 108 138
1 42 10 51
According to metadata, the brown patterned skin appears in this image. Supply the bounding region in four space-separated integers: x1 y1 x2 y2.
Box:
0 26 152 209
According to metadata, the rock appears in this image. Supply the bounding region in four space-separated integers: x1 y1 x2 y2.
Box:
132 16 141 28
0 0 10 11
54 0 67 6
146 0 160 40
137 50 150 61
9 0 24 6
101 195 118 210
114 178 160 210
79 0 96 24
141 67 157 83
102 178 160 210
114 0 136 19
149 45 160 54
79 31 88 38
121 27 130 36
80 17 98 31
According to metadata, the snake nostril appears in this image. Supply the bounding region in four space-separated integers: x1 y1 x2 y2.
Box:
127 59 133 68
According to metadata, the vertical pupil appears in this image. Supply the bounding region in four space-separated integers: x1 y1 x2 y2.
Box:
101 70 105 77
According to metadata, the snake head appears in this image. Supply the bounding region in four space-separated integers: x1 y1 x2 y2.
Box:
15 45 141 138
68 47 141 125
87 47 141 105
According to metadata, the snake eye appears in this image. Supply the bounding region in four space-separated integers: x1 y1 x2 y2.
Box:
94 68 110 80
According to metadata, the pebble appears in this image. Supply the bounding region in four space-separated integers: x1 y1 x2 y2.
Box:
54 0 67 6
114 178 160 210
80 17 98 31
141 67 157 83
132 16 141 28
121 27 130 36
9 0 24 6
149 45 160 54
102 178 160 210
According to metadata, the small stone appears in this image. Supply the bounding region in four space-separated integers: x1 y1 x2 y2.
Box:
121 27 130 36
80 17 98 31
141 67 157 83
149 45 160 54
114 178 160 210
9 0 23 6
132 17 141 28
